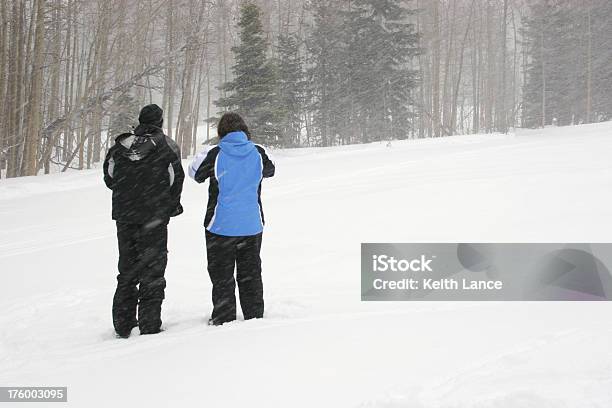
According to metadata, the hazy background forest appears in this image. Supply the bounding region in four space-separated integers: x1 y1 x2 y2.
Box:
0 0 610 178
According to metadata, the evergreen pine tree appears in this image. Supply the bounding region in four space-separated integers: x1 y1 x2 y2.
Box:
521 0 612 127
215 2 280 145
348 0 420 141
586 0 612 121
276 33 305 147
307 0 350 146
521 0 554 128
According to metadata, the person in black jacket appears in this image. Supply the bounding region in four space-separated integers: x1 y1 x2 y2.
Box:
103 104 184 338
189 112 275 325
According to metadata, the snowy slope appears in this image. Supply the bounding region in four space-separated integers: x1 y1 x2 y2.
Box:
1 122 612 407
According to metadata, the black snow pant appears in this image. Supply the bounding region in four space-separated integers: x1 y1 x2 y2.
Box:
205 230 264 325
113 220 168 336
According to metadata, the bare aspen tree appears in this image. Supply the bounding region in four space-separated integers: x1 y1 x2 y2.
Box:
540 19 546 128
90 0 111 165
22 0 44 176
586 0 592 123
432 0 441 137
5 0 24 177
471 5 481 134
416 0 425 138
499 0 509 133
442 1 456 134
62 0 76 162
205 35 211 142
510 3 518 128
39 0 62 173
164 0 176 139
483 0 495 132
193 9 212 151
0 0 7 173
451 0 476 135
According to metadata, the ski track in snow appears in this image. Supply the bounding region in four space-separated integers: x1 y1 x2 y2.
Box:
1 123 612 407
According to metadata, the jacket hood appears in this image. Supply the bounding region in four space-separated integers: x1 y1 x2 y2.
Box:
133 123 163 137
218 131 255 157
115 125 164 162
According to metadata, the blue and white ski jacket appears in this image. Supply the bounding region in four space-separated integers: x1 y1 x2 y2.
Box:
188 131 275 236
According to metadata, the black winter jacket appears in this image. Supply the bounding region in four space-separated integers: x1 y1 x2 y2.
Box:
103 124 185 224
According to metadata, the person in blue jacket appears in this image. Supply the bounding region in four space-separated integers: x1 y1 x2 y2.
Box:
189 112 275 325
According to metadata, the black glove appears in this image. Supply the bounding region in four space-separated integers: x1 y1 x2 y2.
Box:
170 203 183 217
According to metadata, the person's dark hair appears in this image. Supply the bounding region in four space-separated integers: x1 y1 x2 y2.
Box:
217 112 250 139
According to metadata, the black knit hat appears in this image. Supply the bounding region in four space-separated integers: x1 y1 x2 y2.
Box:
138 104 163 126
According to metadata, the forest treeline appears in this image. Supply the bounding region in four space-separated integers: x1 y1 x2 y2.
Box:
1 0 611 178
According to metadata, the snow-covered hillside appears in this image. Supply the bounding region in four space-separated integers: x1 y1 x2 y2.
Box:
1 122 612 407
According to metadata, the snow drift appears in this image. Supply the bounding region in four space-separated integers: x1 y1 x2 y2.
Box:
1 122 612 407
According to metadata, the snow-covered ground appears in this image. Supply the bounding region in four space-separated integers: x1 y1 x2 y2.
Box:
1 122 612 407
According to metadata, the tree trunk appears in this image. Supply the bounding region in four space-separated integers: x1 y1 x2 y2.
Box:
0 0 7 174
432 0 441 137
499 0 508 133
451 1 475 136
586 1 592 123
541 20 546 127
22 0 44 176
